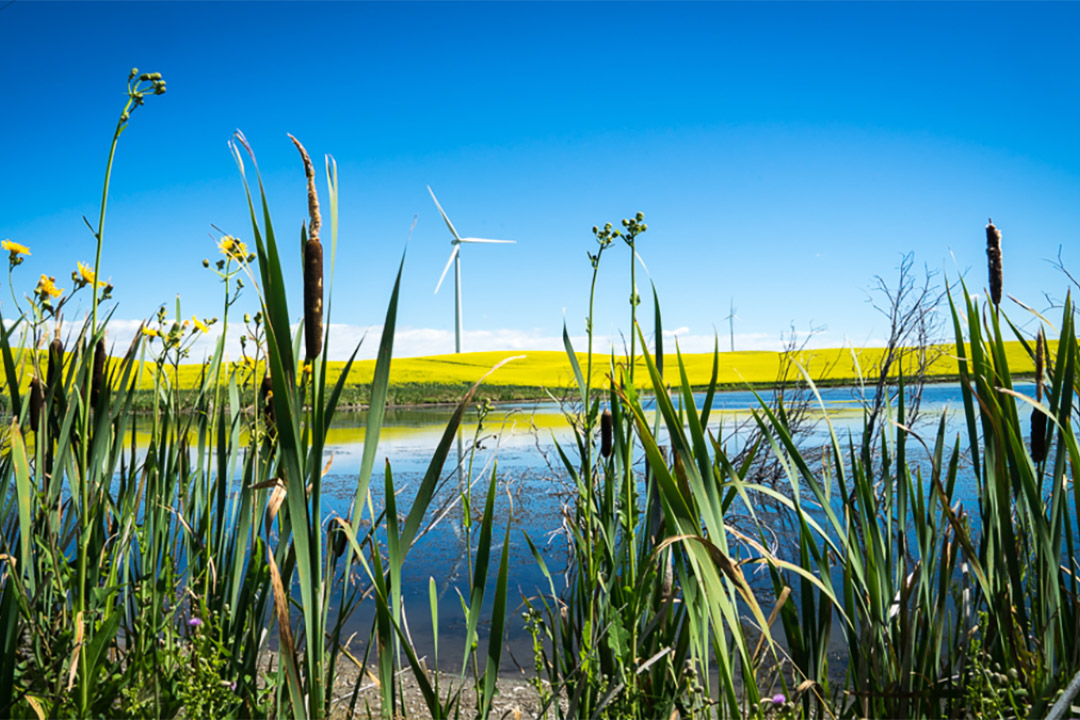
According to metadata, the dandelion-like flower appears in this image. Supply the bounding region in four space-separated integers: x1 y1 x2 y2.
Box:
2 239 30 267
74 261 105 289
35 274 62 300
142 326 160 340
218 235 248 262
190 316 208 334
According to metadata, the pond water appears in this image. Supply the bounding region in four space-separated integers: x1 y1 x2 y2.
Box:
314 381 1025 674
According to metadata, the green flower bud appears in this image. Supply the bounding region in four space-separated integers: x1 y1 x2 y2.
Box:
202 258 210 268
635 211 644 221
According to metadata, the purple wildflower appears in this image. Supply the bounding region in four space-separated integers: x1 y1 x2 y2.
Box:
230 681 237 692
772 693 786 706
187 617 203 628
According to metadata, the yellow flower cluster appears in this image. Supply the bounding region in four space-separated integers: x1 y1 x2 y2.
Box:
3 239 30 268
73 261 105 289
3 239 30 257
218 236 249 262
35 275 62 300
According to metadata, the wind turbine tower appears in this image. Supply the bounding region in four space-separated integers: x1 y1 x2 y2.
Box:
725 298 739 353
429 186 515 354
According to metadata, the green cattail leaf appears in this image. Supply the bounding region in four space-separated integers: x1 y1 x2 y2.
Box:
562 321 587 410
351 251 405 536
481 518 512 720
462 464 499 674
10 421 34 594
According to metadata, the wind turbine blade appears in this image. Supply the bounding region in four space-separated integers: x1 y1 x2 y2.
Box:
434 244 460 294
427 186 462 241
458 237 516 244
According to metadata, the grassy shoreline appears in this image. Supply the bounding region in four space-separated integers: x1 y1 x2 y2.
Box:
0 343 1045 411
130 371 1025 412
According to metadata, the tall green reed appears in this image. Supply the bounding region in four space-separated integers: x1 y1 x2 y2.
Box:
527 214 1080 720
6 70 1080 720
0 71 517 720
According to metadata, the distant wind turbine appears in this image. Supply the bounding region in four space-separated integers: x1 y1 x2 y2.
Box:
429 186 515 354
725 298 739 352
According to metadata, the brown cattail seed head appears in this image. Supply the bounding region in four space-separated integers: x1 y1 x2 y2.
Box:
600 409 613 458
303 232 324 360
48 336 63 390
29 376 43 429
986 219 1003 307
91 337 106 407
289 134 324 360
333 526 347 558
1031 408 1047 463
1031 328 1048 462
261 374 275 429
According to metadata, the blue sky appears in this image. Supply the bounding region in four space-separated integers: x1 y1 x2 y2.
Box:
3 1 1079 359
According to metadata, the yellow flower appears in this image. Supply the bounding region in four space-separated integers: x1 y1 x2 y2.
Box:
141 327 160 338
35 274 62 299
2 239 30 257
218 236 248 261
75 261 104 289
191 316 208 334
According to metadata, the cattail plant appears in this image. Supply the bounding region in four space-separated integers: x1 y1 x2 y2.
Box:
260 373 275 429
91 335 105 406
1031 328 1047 462
986 218 1003 307
29 373 43 429
289 134 323 361
600 408 613 457
47 328 63 390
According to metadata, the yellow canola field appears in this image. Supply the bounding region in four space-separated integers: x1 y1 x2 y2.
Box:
1 342 1045 392
299 342 1042 389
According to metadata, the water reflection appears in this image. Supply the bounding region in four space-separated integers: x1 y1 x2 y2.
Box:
133 382 1013 671
311 382 995 671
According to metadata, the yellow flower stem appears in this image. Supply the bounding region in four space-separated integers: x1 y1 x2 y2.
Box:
7 267 24 318
77 86 136 717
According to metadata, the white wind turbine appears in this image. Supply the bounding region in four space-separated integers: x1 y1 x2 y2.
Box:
429 186 515 354
725 298 739 352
